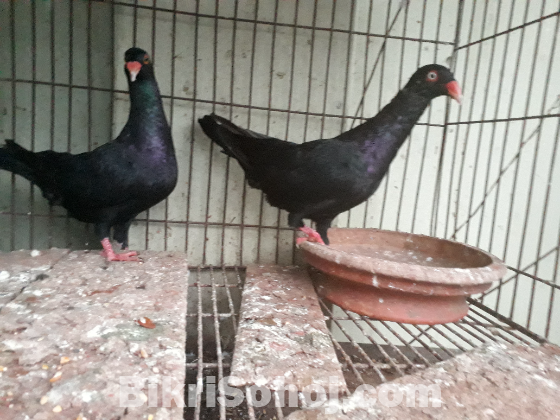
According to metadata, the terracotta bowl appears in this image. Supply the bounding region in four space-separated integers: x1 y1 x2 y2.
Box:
299 228 507 325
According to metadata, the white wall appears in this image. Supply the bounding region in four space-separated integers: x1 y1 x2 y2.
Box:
444 0 560 343
0 0 114 250
111 0 362 266
110 0 461 266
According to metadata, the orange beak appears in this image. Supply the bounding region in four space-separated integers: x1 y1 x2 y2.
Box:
446 80 462 104
126 61 142 82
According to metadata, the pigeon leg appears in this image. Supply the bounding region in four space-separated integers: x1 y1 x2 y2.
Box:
296 226 326 245
288 212 305 228
315 218 333 246
113 220 133 250
100 238 139 262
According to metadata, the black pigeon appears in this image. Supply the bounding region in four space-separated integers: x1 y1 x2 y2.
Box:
198 64 461 245
0 47 178 261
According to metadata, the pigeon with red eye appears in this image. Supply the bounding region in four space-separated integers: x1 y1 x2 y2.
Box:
0 47 178 261
199 64 460 246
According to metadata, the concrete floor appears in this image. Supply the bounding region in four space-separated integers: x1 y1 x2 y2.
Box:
0 249 188 420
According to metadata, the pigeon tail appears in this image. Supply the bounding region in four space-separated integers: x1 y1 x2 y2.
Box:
0 140 37 184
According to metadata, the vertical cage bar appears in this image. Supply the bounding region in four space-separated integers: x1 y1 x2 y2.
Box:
163 0 178 254
29 0 37 249
65 0 74 247
48 0 56 248
223 0 241 265
508 1 553 324
451 0 481 241
545 204 560 338
431 0 464 237
284 2 301 263
86 1 93 154
132 0 138 44
496 1 538 317
319 0 338 137
185 0 200 260
480 3 518 311
261 0 281 264
394 0 413 232
474 0 505 250
209 267 226 419
302 0 319 146
409 0 435 234
457 1 491 243
377 0 405 229
143 0 158 252
528 16 560 330
242 0 262 263
338 0 356 226
9 0 16 250
482 1 517 256
195 267 204 418
489 1 530 264
359 0 375 230
200 0 220 265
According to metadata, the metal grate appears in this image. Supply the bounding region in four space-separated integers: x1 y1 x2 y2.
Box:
0 0 458 266
186 267 546 419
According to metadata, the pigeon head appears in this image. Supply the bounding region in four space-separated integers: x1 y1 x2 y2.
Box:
405 64 462 104
124 47 154 83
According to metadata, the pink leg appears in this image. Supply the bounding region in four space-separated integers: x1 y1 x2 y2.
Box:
100 238 139 262
296 226 326 245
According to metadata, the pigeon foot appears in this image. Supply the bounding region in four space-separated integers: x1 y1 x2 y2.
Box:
296 226 326 245
100 238 140 262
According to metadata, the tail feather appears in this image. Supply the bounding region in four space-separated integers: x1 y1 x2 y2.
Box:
0 140 64 204
198 114 254 171
0 140 37 184
203 114 275 140
198 113 290 173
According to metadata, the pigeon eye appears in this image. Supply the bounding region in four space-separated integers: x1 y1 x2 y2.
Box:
143 56 150 64
426 71 438 82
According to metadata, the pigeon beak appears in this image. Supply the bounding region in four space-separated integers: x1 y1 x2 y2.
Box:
446 81 462 104
126 61 142 83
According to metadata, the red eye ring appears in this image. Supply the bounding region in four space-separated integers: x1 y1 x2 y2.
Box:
426 71 438 82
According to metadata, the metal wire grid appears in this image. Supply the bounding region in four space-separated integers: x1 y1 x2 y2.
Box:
2 1 558 337
0 0 456 266
1 0 115 250
186 267 546 420
440 0 560 344
0 2 487 253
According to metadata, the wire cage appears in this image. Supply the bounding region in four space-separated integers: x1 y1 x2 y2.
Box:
1 0 560 419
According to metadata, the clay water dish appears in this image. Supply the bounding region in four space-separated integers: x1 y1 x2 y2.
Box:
299 228 507 325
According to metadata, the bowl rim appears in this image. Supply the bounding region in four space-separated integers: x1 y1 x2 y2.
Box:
299 228 508 286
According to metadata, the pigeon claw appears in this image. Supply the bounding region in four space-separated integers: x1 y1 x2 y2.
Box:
102 250 140 262
296 237 309 246
100 238 140 262
297 226 326 246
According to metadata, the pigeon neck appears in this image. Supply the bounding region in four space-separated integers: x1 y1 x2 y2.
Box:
127 78 166 121
374 88 433 138
358 89 433 177
125 78 172 151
